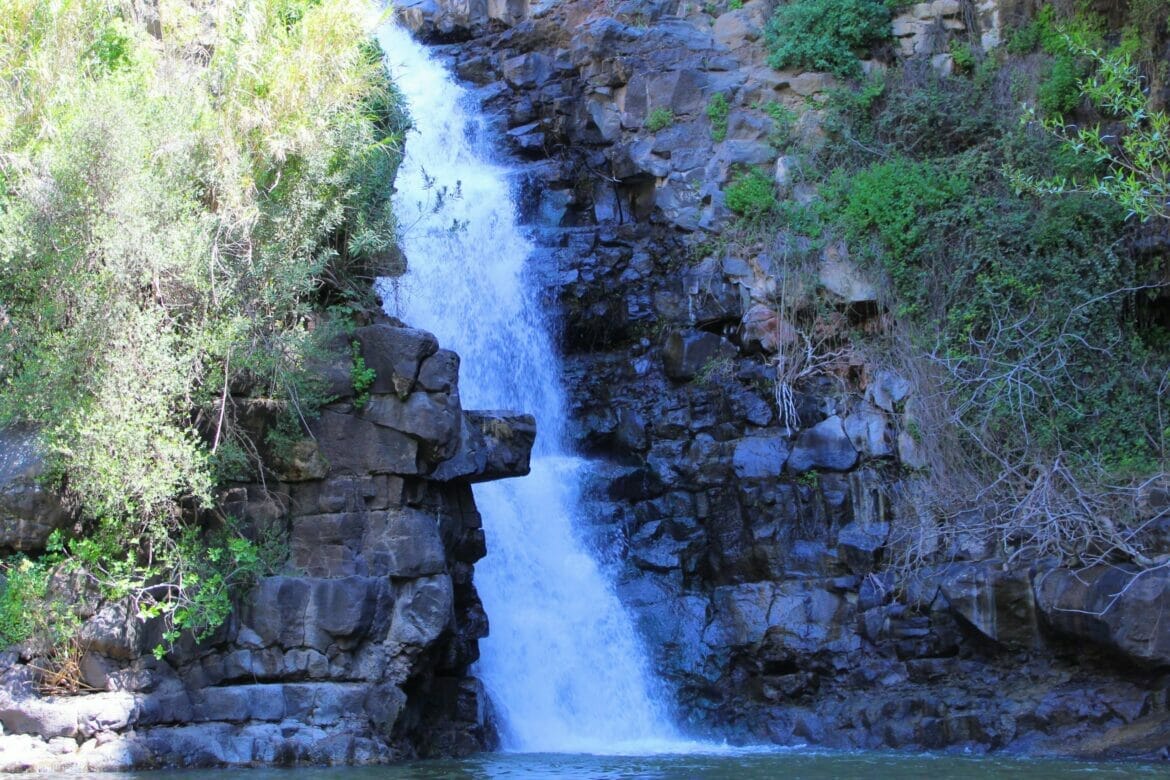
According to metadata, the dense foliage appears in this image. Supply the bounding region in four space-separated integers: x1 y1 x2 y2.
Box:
764 0 891 78
0 0 407 655
741 2 1170 567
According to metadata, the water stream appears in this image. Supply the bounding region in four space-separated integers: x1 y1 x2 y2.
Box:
376 24 682 754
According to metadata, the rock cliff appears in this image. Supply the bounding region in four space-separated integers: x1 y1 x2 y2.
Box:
0 319 534 771
398 0 1170 760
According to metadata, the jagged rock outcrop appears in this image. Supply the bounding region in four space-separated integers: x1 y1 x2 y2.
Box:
0 320 534 772
399 0 1170 761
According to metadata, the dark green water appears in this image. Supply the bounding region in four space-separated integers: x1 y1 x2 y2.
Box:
78 750 1163 779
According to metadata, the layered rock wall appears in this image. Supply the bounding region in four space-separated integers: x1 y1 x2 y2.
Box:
0 319 534 771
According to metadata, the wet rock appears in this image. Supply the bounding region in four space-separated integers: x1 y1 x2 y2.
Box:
361 392 462 462
683 259 742 327
704 582 775 647
501 52 553 88
773 155 799 197
629 521 689 571
896 430 928 470
819 242 878 304
363 509 448 578
388 574 455 656
933 563 1039 648
614 407 649 452
78 602 144 661
417 349 460 393
269 438 330 482
740 304 798 354
712 1 768 49
312 410 420 476
787 416 858 472
763 582 853 659
430 412 535 483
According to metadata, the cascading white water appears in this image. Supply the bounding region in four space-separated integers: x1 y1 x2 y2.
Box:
376 24 683 753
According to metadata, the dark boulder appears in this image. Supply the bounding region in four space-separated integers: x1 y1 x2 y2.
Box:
354 323 438 399
787 416 858 473
1036 565 1170 666
661 330 738 381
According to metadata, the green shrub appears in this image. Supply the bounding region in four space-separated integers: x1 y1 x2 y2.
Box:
1038 54 1083 116
764 0 891 78
725 167 777 217
707 92 730 142
949 39 976 73
645 107 675 132
0 0 403 652
1013 36 1170 221
838 158 968 301
797 14 1169 569
1006 5 1104 56
65 518 278 658
0 556 49 646
0 534 74 649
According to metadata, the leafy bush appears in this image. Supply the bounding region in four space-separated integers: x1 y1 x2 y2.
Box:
1006 5 1103 56
825 64 996 161
725 168 778 217
1014 36 1170 221
949 40 976 74
707 92 730 142
0 534 74 650
764 0 891 78
645 107 675 131
836 159 968 310
804 44 1169 568
0 556 50 647
1038 54 1083 116
56 517 279 658
0 0 405 651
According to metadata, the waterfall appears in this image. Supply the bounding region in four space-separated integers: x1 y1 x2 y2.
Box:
376 24 682 754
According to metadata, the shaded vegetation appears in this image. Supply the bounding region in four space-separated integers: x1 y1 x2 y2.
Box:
748 2 1170 567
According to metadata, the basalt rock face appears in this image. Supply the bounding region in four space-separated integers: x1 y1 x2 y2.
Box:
0 320 534 772
401 0 1170 760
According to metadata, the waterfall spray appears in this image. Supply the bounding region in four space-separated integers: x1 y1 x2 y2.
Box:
377 24 683 753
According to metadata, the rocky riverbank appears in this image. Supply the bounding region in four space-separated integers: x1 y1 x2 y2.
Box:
0 319 534 771
398 0 1170 760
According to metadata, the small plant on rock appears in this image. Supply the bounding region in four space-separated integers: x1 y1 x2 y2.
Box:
707 92 730 141
949 40 976 74
754 100 798 149
645 107 675 132
724 167 778 217
351 341 376 409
